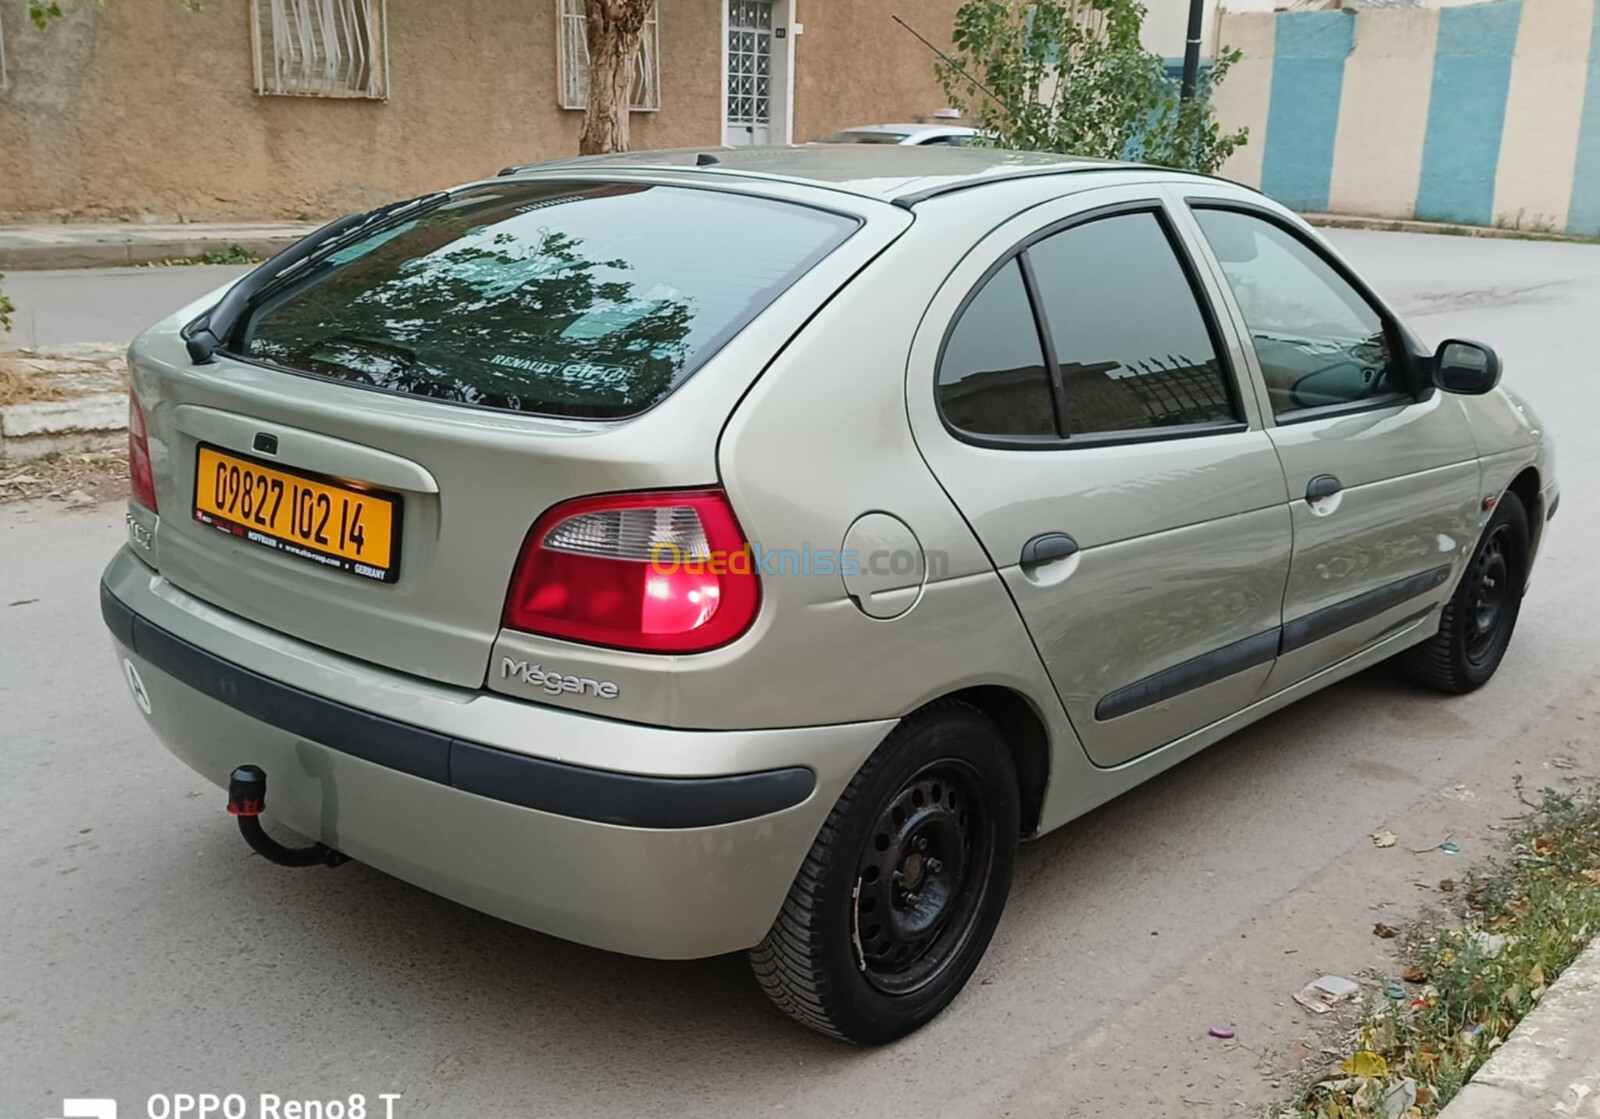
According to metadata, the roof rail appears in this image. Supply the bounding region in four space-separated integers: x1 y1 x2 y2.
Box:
497 156 591 177
889 161 1142 209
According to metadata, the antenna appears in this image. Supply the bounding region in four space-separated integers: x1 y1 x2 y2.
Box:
890 14 1010 115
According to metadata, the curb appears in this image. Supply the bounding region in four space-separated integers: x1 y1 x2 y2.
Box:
0 345 129 462
0 234 302 272
1437 936 1600 1117
1302 212 1600 244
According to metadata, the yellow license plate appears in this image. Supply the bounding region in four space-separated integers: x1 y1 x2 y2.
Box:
193 445 401 582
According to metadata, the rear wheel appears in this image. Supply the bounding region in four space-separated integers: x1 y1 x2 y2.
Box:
750 701 1019 1044
1400 491 1529 694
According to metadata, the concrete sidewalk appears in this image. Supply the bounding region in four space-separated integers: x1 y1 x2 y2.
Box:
0 221 317 270
1438 938 1600 1118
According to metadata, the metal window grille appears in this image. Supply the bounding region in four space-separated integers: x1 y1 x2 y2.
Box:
557 0 661 112
725 0 773 126
252 0 389 99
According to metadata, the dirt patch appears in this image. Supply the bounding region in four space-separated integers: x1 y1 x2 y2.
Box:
989 678 1600 1119
0 446 129 507
0 345 128 405
0 361 73 405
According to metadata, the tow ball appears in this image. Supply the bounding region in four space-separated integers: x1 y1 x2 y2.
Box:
226 765 349 868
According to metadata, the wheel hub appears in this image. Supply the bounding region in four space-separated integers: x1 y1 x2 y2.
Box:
854 764 990 995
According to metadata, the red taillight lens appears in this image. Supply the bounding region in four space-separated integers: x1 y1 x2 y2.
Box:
504 489 761 653
128 393 158 512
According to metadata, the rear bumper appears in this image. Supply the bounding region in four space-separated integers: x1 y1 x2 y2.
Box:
101 546 891 958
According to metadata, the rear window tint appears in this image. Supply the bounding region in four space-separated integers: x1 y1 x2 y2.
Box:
239 183 857 419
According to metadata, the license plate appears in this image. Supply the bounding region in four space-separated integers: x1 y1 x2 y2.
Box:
193 444 402 582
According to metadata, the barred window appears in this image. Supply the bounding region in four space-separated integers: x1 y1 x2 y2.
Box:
252 0 390 99
557 0 662 112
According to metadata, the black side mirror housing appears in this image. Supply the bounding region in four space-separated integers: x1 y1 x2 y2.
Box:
1432 339 1502 395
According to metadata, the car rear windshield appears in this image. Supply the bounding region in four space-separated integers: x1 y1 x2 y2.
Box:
238 182 858 419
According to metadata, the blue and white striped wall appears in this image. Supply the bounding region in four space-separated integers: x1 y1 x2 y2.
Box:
1213 0 1600 234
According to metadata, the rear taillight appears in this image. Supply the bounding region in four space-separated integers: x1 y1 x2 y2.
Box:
128 393 158 512
504 489 760 653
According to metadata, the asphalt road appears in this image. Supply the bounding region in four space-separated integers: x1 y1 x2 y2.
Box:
2 230 1598 1118
1 264 251 349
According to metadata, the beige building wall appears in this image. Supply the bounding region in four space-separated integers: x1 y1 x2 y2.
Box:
792 0 963 143
1493 0 1593 231
0 0 722 222
1327 8 1438 218
1210 11 1274 189
0 0 958 223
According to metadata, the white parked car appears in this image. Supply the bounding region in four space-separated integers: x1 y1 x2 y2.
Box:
814 123 979 147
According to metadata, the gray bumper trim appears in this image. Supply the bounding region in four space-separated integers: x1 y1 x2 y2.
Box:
101 583 815 829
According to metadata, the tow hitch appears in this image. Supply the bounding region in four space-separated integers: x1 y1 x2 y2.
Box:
227 765 349 868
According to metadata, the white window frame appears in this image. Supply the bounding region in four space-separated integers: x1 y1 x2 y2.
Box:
251 0 390 100
557 0 662 113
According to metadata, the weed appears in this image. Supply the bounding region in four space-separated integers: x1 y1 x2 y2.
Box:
149 243 264 267
1281 783 1600 1118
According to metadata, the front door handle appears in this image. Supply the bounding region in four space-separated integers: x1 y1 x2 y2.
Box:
1305 474 1343 502
1020 532 1079 566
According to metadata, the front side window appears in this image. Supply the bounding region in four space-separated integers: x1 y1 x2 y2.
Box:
1027 212 1236 436
1193 208 1407 417
241 183 856 419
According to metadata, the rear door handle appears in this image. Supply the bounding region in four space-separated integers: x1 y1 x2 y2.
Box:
1020 532 1079 566
1305 474 1343 502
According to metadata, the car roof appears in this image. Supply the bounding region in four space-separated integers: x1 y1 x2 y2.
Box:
498 144 1145 207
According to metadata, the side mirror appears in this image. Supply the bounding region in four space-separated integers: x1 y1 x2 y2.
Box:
1433 339 1502 395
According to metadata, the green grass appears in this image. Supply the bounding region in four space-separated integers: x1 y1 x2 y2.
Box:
1283 783 1600 1119
150 243 264 267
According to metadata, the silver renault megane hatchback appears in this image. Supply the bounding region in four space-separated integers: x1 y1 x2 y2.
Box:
102 145 1556 1044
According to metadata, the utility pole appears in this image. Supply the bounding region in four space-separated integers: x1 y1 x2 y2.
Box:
1180 0 1205 100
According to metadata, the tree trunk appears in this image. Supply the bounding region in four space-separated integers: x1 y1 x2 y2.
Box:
580 0 653 155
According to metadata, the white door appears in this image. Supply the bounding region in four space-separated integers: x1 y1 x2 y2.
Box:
725 0 774 146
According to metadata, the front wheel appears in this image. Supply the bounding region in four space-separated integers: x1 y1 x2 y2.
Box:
750 701 1019 1044
1400 490 1529 693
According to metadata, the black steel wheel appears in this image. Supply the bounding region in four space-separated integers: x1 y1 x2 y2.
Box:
854 760 993 996
1463 522 1514 667
1401 490 1529 693
750 701 1019 1044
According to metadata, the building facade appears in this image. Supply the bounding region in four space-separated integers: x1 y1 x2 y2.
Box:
0 0 963 222
1212 0 1600 235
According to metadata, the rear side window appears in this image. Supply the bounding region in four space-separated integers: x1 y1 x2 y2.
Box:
937 260 1056 437
239 183 857 419
1026 213 1234 436
936 206 1238 444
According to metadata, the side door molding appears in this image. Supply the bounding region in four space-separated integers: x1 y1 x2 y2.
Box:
1095 562 1452 720
1278 564 1452 654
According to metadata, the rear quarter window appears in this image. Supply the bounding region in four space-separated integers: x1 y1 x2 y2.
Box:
239 183 857 419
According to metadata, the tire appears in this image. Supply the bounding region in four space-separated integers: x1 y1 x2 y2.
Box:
749 700 1020 1045
1400 490 1529 694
